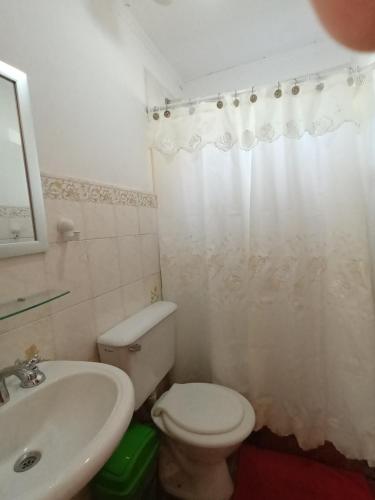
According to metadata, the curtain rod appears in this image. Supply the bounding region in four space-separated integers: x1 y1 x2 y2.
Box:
148 60 375 113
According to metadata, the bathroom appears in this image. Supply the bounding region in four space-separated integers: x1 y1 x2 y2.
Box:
1 0 375 499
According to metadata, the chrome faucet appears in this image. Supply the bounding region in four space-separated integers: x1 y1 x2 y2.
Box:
0 355 46 407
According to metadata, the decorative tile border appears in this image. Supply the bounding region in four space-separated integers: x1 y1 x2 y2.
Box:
0 206 31 217
41 174 157 208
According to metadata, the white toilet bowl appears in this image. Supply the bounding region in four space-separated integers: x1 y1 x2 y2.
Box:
152 382 256 500
97 303 255 499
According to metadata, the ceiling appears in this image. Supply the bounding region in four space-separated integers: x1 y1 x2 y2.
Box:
125 0 331 83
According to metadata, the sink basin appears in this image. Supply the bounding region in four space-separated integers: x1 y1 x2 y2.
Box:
0 361 135 500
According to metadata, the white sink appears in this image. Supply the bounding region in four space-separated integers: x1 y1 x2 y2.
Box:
0 361 135 500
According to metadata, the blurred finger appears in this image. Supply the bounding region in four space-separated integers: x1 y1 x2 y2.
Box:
310 0 375 51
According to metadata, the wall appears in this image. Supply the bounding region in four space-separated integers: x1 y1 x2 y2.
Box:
0 7 175 499
183 39 375 99
0 175 161 368
0 176 161 500
0 0 182 364
0 207 34 244
0 0 182 192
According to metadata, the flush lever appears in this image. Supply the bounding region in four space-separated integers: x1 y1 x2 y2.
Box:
128 343 142 353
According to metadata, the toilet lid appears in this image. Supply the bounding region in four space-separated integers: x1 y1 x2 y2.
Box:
153 383 245 435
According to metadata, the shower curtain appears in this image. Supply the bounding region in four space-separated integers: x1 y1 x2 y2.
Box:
149 66 375 463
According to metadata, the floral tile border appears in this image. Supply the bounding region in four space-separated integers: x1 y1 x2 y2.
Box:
0 206 31 217
41 174 157 208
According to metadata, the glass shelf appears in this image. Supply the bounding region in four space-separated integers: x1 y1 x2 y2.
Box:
0 290 70 320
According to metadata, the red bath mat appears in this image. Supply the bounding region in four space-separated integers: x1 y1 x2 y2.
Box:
233 445 373 500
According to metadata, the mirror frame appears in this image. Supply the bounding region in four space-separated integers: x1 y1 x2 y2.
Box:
0 61 47 258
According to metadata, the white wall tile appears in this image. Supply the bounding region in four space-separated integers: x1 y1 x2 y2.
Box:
0 303 51 336
0 254 47 304
52 301 97 361
0 217 9 240
9 217 34 239
86 238 121 296
114 205 139 236
143 273 162 304
0 196 162 367
45 241 92 313
117 236 143 285
45 199 85 243
122 280 147 318
82 203 116 239
138 207 158 234
140 234 160 276
0 317 55 367
94 288 124 335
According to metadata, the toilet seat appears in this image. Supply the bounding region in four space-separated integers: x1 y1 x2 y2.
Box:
152 383 256 448
153 383 245 434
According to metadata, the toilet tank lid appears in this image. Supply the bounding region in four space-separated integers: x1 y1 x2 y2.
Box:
97 301 177 347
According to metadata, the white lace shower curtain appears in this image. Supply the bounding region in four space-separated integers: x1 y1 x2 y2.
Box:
150 66 375 463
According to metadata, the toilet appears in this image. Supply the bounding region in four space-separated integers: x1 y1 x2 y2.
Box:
97 301 255 500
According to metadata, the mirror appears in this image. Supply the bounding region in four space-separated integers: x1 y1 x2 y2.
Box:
0 61 47 258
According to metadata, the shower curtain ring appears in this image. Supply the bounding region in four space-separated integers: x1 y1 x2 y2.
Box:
250 86 258 103
292 79 300 95
152 106 160 120
316 75 325 92
233 91 240 107
274 81 282 99
164 99 171 118
347 67 355 87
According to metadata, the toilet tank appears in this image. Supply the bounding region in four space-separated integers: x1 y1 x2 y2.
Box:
97 301 177 410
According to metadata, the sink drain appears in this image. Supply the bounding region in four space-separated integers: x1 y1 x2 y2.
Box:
14 451 41 472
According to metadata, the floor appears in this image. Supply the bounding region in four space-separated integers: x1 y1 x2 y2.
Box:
83 427 375 499
248 428 375 498
159 429 375 499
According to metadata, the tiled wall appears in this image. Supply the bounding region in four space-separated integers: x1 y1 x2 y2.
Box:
0 175 162 367
0 206 34 243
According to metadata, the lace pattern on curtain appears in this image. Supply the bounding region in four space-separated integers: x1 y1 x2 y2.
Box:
149 67 375 155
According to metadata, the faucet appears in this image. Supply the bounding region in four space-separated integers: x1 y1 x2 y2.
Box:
0 355 46 407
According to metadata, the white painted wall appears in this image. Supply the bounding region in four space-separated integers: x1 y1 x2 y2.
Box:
183 40 375 99
0 0 182 193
